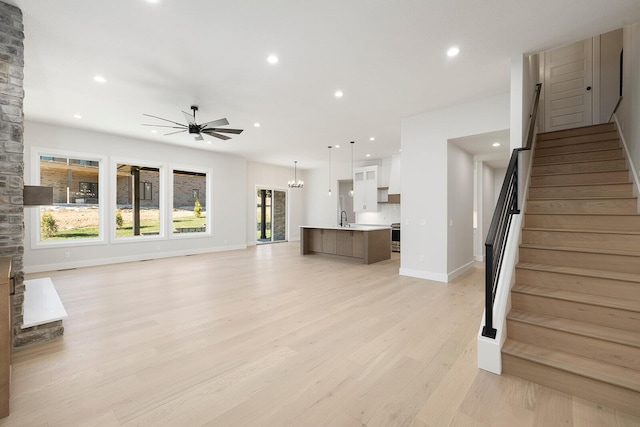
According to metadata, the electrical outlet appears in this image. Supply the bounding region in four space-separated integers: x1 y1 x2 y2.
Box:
64 252 71 259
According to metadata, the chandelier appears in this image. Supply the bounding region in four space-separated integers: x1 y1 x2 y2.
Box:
288 161 304 188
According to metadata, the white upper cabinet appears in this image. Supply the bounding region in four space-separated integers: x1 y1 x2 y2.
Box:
353 165 378 212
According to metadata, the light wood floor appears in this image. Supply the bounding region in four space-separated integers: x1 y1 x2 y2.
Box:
2 243 639 426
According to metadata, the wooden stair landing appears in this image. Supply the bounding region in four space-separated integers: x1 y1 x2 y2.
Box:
502 122 640 417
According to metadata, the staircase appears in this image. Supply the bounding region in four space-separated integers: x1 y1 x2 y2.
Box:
502 122 640 416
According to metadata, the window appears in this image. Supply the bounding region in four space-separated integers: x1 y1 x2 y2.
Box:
38 154 102 241
140 182 153 200
172 169 207 234
116 164 160 238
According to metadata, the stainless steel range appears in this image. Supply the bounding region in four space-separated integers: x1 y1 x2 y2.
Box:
391 223 400 252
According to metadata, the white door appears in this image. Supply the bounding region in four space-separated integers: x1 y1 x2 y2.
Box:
544 39 593 131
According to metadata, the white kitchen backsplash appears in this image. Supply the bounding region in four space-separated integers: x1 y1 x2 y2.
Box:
355 203 400 225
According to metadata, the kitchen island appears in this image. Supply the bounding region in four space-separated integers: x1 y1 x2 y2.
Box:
300 225 391 264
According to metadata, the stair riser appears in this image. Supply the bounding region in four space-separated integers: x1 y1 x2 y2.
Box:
533 148 623 165
516 268 640 301
511 292 640 332
528 183 633 199
530 170 630 186
502 353 640 417
526 198 637 214
535 140 620 156
536 131 619 149
532 159 627 176
519 247 640 274
507 320 639 370
522 229 640 252
537 123 617 141
524 214 640 232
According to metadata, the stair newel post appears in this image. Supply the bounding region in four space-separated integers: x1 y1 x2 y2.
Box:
483 244 497 339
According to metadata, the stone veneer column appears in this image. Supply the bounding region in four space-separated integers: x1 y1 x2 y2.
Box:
0 2 63 347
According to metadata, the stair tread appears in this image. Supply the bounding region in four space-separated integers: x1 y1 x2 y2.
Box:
527 196 636 201
529 181 631 188
507 309 640 348
525 212 640 217
521 243 640 257
522 227 640 236
534 147 622 159
512 284 640 312
532 168 628 177
533 158 625 166
502 340 640 392
516 262 640 283
537 123 616 139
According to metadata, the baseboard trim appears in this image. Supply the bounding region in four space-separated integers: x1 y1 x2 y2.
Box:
447 260 475 281
399 268 448 283
24 244 248 273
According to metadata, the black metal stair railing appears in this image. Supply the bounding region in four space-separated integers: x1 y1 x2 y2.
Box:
482 83 541 339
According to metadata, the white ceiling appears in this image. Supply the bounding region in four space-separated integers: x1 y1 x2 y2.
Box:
8 0 640 170
450 129 510 169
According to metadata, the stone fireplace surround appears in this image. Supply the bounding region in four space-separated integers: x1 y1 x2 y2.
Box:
0 1 63 347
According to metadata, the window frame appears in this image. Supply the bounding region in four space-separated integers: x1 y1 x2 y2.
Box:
30 147 107 248
170 165 211 238
111 158 166 242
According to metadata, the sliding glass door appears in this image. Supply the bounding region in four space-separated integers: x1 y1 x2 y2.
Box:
256 188 287 243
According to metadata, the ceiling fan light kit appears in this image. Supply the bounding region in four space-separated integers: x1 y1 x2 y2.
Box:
143 105 244 141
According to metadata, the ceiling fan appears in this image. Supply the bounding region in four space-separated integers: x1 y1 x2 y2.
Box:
143 105 243 141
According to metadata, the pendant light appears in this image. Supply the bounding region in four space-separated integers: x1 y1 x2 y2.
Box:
328 145 332 197
349 140 355 197
288 161 304 188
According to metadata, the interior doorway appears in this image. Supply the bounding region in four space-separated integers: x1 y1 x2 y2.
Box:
256 188 287 244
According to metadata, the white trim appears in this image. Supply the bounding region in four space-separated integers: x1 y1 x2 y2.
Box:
30 146 108 249
612 115 640 212
23 244 248 274
593 35 601 124
110 157 167 242
399 268 448 283
447 260 475 282
169 165 212 238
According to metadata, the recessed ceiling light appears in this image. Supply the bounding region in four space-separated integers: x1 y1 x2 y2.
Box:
267 55 279 64
93 75 107 83
73 114 82 119
145 0 160 3
254 122 261 127
492 142 501 147
207 140 212 144
150 129 157 134
447 46 460 57
334 90 343 98
369 137 375 141
335 145 340 148
366 154 371 157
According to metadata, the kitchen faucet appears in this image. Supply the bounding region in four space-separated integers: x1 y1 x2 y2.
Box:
340 210 349 227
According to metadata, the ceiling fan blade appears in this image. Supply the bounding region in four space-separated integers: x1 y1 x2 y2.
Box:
164 129 187 136
143 113 185 127
208 127 244 134
182 110 196 125
195 134 204 141
201 129 231 140
200 118 229 128
142 124 186 129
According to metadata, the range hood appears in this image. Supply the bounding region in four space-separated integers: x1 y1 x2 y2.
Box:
23 186 53 206
387 154 401 199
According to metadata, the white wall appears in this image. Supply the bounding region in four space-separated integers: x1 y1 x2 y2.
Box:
600 29 624 122
246 161 306 245
447 143 474 277
401 92 510 282
619 23 640 173
23 121 249 272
